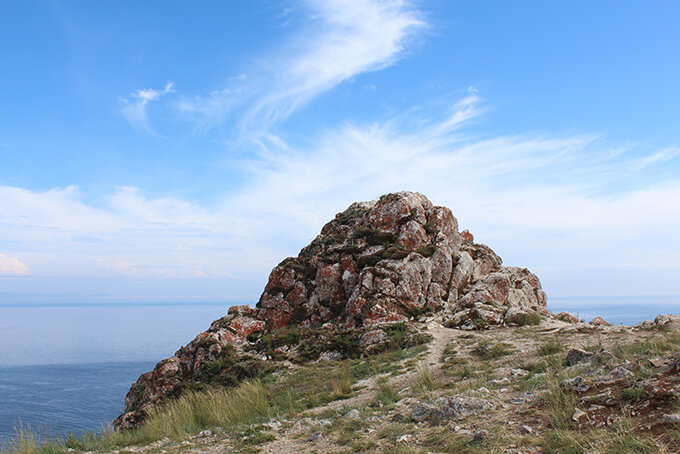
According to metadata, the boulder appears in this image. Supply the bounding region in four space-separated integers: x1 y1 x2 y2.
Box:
254 191 546 331
654 314 680 330
409 396 493 423
566 348 594 366
589 316 610 326
436 396 494 421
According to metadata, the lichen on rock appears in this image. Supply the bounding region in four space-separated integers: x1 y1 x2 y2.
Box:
114 191 548 430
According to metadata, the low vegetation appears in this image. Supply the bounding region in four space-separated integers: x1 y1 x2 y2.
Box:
6 319 680 454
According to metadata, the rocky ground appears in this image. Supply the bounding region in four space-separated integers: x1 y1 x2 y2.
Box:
90 192 680 453
97 312 680 454
115 192 549 430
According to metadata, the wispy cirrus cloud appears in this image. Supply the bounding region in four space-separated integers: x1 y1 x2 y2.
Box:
121 82 174 135
178 0 425 138
14 1 680 300
632 146 680 170
4 93 680 298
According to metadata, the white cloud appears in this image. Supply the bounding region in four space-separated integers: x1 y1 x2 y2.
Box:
4 91 680 298
122 82 174 135
179 0 424 137
0 254 28 275
632 146 680 169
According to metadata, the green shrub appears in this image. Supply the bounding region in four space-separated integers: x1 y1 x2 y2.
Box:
620 387 647 402
538 339 564 356
516 312 543 326
472 340 514 360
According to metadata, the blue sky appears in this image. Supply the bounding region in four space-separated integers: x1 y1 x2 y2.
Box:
1 0 679 303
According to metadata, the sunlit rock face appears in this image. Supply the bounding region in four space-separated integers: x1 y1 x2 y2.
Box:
256 191 547 331
114 191 547 430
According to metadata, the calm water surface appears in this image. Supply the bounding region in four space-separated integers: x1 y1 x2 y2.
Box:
0 303 230 441
1 298 679 442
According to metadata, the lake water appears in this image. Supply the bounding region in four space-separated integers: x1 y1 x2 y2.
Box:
1 297 679 442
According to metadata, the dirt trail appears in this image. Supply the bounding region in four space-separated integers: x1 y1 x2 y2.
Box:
299 316 457 415
253 317 459 453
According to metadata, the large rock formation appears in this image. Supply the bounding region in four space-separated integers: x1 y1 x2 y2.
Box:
257 191 547 330
114 191 547 429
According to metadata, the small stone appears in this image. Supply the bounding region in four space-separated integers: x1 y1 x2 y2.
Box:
396 434 414 443
410 403 438 422
561 376 590 393
648 358 665 368
305 432 321 442
662 414 680 424
596 366 634 384
572 408 587 422
636 320 654 329
589 316 610 326
343 409 361 420
620 361 641 372
263 419 281 431
197 429 213 438
471 429 490 442
391 413 406 422
580 391 611 404
437 395 494 421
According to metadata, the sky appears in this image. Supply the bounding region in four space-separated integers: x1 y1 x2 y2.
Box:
1 0 679 303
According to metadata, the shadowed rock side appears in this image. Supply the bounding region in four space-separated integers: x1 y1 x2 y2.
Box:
114 191 547 430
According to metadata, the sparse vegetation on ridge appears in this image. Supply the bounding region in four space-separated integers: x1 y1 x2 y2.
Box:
6 315 680 454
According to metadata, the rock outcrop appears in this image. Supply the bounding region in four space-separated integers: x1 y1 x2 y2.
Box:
114 191 547 429
257 191 547 331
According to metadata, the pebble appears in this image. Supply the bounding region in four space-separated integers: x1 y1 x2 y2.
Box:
572 408 587 422
662 414 680 423
305 432 322 442
471 429 490 442
396 434 414 443
343 409 361 420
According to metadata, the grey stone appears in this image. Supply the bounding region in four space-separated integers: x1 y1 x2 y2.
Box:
596 366 634 384
410 403 438 422
561 376 590 393
566 348 594 366
343 409 361 420
305 432 321 442
662 414 680 423
436 396 494 421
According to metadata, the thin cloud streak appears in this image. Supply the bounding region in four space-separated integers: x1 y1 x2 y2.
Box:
632 147 680 170
2 94 679 299
178 0 425 139
122 82 174 135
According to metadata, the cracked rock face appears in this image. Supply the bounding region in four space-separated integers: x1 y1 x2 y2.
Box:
113 191 547 430
257 191 547 331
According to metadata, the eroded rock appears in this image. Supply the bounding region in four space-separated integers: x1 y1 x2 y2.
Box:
114 192 547 430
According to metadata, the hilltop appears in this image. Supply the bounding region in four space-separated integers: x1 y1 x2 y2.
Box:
114 191 549 429
9 192 677 454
